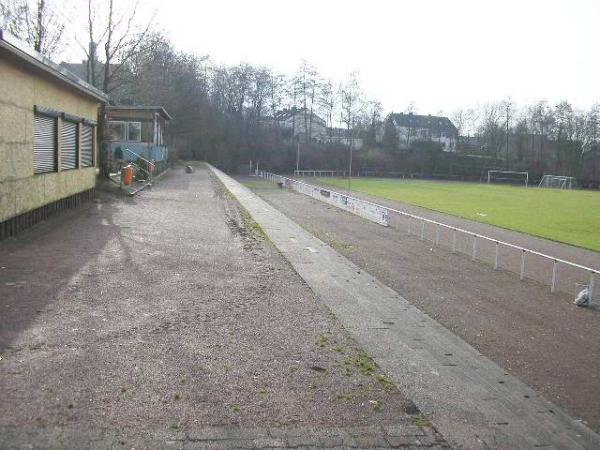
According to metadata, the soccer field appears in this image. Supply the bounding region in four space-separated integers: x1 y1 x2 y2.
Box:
317 177 600 252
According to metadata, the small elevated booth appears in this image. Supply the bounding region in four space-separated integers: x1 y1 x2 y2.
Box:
105 106 171 175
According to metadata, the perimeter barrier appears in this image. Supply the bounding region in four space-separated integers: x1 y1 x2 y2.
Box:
257 170 598 302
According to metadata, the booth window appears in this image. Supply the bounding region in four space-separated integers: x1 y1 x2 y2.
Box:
108 121 126 141
127 122 142 141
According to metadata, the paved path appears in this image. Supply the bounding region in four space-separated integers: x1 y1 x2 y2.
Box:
0 166 445 449
211 166 600 449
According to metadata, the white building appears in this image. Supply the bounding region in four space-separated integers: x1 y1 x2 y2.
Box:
273 107 328 142
377 112 458 152
330 127 363 149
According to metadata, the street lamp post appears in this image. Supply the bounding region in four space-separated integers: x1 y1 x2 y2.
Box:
505 102 510 169
348 143 353 191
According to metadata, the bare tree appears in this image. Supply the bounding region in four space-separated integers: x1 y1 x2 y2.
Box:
405 101 417 114
501 97 513 168
451 108 467 148
527 100 553 168
465 108 478 139
294 60 319 143
318 79 336 143
340 71 362 138
0 0 64 57
83 0 155 94
267 73 285 118
364 100 383 146
340 70 363 176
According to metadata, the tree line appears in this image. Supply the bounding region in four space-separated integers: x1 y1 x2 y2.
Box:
2 0 599 182
450 100 599 180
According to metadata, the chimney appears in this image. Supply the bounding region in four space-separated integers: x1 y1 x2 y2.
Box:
87 41 97 84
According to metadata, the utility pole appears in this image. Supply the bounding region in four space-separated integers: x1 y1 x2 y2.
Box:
296 142 300 175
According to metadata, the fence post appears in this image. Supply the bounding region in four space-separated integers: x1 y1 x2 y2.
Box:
551 260 557 293
494 242 499 269
472 235 477 261
589 272 596 302
420 220 425 241
520 250 526 281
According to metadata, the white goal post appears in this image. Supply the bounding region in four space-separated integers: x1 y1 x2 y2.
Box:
487 170 529 187
539 175 576 189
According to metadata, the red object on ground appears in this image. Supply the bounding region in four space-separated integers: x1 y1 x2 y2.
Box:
122 166 133 186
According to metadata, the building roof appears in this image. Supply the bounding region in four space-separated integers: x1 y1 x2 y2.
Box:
389 113 457 133
274 107 326 126
0 29 108 103
105 105 172 121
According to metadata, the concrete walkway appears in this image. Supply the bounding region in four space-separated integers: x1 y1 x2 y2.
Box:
210 166 600 449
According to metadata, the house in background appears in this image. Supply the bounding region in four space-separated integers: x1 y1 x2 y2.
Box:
273 107 328 143
105 106 171 171
0 30 108 239
377 112 458 152
60 45 130 105
330 128 363 150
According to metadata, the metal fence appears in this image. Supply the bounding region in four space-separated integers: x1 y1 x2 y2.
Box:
257 170 599 302
294 170 346 177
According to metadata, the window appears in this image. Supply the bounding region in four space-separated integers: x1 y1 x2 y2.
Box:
34 113 57 174
108 120 141 141
33 107 95 173
127 122 142 141
61 120 78 170
108 121 126 141
81 124 94 167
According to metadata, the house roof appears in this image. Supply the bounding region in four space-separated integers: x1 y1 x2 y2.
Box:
389 113 457 133
0 29 108 103
274 107 326 126
59 61 121 86
105 105 172 121
59 62 94 81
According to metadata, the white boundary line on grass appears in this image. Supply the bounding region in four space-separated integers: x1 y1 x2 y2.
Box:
257 170 599 302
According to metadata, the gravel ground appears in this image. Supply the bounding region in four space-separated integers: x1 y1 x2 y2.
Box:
0 166 426 447
241 177 600 433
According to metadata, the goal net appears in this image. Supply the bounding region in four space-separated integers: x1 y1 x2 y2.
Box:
539 175 576 189
487 170 529 187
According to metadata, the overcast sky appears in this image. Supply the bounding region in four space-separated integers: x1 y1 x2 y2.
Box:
58 0 599 115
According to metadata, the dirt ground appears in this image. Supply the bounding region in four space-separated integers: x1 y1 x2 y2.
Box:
241 177 600 433
0 167 421 445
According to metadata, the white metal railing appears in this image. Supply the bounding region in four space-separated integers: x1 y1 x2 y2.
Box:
294 169 347 177
124 148 154 183
257 170 598 302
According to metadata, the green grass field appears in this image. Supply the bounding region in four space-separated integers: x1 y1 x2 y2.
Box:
317 178 600 252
